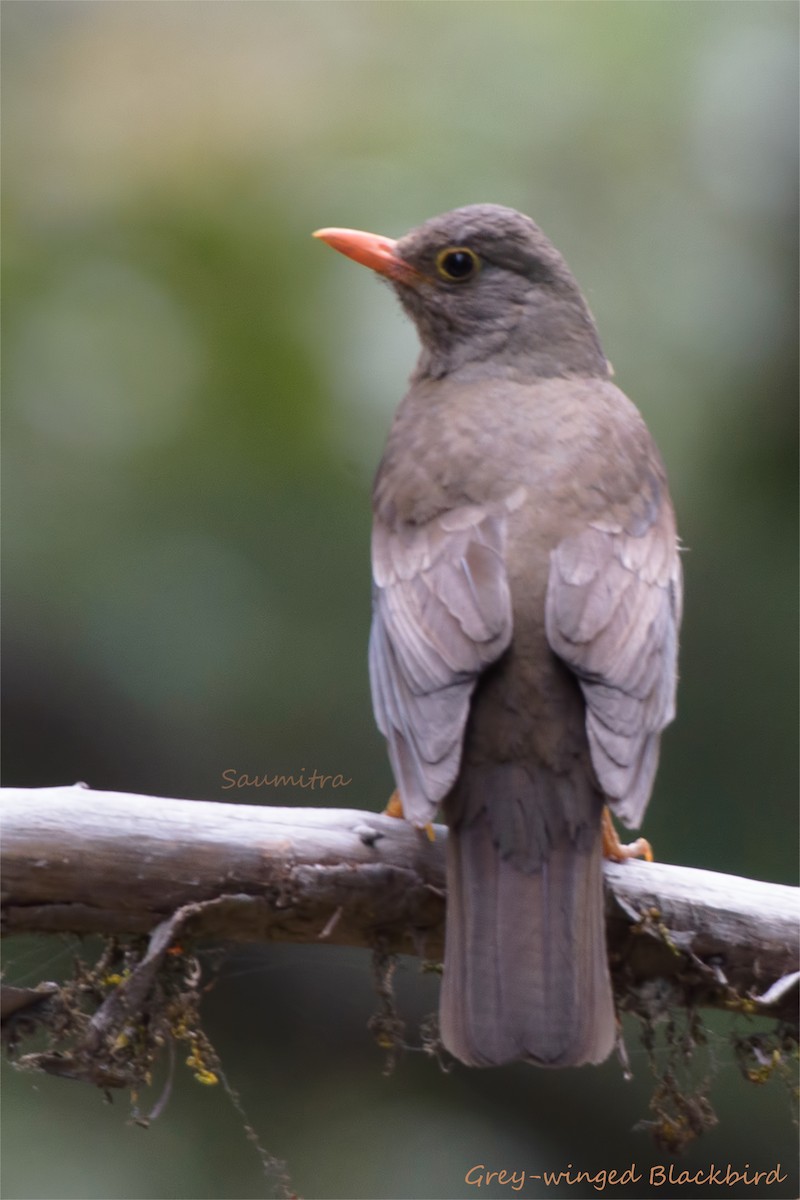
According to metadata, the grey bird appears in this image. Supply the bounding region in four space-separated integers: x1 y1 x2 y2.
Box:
314 205 682 1067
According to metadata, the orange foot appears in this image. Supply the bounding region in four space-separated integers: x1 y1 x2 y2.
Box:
601 806 653 863
383 789 405 820
382 789 436 842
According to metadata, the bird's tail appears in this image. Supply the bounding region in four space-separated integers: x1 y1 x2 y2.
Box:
440 777 615 1068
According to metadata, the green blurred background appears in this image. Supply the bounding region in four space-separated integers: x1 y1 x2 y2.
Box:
2 3 797 1198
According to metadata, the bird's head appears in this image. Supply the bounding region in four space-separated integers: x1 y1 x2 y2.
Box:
314 204 609 381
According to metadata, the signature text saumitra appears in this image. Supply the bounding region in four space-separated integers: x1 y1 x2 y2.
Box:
221 768 352 791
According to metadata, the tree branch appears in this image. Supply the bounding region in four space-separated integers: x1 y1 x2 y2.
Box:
2 785 798 1024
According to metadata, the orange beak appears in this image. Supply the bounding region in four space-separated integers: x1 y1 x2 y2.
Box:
313 227 421 285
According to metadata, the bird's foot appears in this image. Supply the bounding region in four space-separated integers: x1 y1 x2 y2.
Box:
601 806 653 863
383 789 405 820
382 789 436 841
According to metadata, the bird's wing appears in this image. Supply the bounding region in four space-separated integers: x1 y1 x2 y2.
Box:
545 501 682 828
370 496 518 826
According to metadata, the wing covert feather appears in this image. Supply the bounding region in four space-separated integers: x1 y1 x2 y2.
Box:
370 502 514 825
546 516 681 828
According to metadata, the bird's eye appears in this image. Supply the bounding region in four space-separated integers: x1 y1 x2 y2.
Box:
435 246 480 282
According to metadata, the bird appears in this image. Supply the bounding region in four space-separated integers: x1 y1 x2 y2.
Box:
314 205 682 1068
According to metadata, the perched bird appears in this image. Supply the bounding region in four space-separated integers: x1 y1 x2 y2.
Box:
314 205 682 1068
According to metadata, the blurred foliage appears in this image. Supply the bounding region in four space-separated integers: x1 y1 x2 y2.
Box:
2 3 797 1198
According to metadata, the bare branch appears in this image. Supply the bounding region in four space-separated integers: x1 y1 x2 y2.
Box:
2 785 798 1023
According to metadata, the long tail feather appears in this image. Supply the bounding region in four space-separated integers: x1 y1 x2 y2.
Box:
440 805 614 1068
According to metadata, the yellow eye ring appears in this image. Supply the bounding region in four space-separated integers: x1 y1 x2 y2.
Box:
435 246 481 282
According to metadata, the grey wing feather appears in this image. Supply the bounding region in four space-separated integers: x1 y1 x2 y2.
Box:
545 509 682 828
370 503 514 826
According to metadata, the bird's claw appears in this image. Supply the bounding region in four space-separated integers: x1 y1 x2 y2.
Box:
383 789 435 841
601 806 653 863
